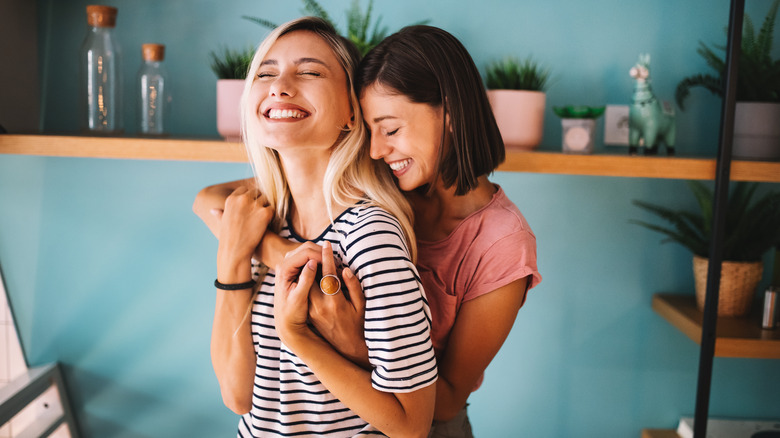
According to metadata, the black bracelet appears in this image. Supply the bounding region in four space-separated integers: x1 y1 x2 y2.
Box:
214 279 256 291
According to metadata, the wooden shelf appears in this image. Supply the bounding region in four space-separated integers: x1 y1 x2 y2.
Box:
501 148 780 182
641 429 680 438
0 134 247 162
2 134 780 182
652 294 780 359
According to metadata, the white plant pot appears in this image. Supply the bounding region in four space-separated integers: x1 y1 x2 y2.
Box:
733 102 780 161
216 79 244 142
487 89 546 150
561 118 596 154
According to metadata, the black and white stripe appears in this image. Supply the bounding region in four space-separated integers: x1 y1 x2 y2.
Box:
238 205 437 437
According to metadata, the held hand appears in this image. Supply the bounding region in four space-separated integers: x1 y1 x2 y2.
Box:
308 242 369 368
193 177 259 239
274 244 322 346
217 187 273 278
208 192 267 226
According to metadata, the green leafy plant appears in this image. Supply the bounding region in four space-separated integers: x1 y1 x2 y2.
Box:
485 57 551 91
552 105 605 119
244 0 424 57
675 0 780 110
209 46 255 80
631 181 780 262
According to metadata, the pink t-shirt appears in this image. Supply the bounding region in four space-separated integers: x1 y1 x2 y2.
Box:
416 185 541 356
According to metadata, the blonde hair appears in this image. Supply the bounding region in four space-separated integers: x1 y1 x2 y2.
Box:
240 17 416 261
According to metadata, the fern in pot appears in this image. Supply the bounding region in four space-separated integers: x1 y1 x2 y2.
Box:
485 57 551 150
209 46 255 142
244 0 427 57
631 181 780 316
675 0 780 160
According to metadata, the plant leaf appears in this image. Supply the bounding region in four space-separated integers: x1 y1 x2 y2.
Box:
242 15 278 30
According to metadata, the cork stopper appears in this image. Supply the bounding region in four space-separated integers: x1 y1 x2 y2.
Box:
142 44 165 62
86 5 118 28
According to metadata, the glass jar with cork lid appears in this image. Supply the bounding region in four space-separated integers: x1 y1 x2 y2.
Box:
79 5 122 134
137 43 168 136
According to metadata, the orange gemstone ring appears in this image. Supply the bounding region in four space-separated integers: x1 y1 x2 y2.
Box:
319 274 341 296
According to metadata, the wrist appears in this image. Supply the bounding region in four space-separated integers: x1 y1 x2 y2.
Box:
344 344 371 370
278 323 317 351
216 255 252 284
214 278 256 291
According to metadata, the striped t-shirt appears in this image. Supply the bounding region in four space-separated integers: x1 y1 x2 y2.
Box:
238 204 438 437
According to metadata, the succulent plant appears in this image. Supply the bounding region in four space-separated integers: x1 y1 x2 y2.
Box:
553 106 605 119
485 57 551 92
208 46 255 80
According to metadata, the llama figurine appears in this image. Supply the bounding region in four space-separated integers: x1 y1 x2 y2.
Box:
628 54 676 155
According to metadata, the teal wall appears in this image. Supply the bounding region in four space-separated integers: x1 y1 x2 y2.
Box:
1 0 778 436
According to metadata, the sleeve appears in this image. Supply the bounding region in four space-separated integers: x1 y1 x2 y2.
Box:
463 229 542 303
342 207 438 393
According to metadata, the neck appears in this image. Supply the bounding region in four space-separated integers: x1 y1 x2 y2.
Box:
411 175 496 240
277 148 335 240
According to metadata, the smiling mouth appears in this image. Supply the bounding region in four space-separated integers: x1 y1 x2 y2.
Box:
388 159 411 172
265 108 309 120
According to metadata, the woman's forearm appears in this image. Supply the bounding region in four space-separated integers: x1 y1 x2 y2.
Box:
259 232 300 268
210 288 256 415
211 218 262 416
433 372 471 421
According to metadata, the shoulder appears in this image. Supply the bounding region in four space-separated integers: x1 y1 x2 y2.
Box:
335 204 406 241
333 204 412 261
464 187 541 294
457 186 536 252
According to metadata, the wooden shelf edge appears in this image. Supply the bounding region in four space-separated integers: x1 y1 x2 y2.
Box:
641 429 680 438
2 134 780 181
0 134 247 162
499 150 780 182
652 294 780 359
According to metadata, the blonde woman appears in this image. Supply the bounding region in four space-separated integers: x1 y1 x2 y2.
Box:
201 17 437 437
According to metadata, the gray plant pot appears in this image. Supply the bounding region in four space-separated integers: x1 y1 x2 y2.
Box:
733 102 780 161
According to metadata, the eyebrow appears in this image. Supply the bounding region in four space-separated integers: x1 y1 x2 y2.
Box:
260 57 330 69
371 115 398 123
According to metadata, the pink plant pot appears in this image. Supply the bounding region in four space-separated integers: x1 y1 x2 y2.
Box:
487 89 546 150
216 79 244 142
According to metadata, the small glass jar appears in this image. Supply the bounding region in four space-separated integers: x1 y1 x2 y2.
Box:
79 5 122 134
137 44 168 136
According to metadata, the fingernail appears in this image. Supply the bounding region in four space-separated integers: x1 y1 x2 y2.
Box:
343 268 353 279
210 208 221 216
306 260 317 271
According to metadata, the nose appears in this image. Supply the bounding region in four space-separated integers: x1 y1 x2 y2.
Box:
269 73 295 97
369 134 392 160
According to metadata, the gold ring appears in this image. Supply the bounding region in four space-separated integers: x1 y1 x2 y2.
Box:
319 274 341 296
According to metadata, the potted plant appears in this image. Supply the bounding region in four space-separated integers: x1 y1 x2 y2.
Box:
675 0 780 161
553 105 605 154
209 46 254 142
631 181 780 316
485 56 551 150
244 0 425 57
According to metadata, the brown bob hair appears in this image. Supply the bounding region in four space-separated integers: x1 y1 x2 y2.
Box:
356 25 505 196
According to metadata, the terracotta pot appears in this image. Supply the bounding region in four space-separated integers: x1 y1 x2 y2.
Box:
693 255 764 317
216 79 244 142
487 89 546 150
733 102 780 161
